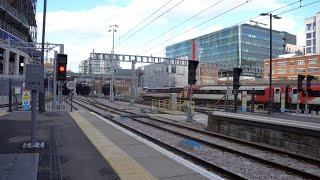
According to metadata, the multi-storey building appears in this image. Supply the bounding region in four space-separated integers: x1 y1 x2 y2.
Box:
263 54 320 80
166 23 296 79
0 0 38 78
79 53 121 75
305 12 320 54
142 63 218 88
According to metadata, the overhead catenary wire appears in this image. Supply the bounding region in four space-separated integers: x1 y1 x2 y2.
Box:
138 0 303 55
119 0 174 40
142 0 254 54
116 0 186 47
144 0 317 55
139 0 226 48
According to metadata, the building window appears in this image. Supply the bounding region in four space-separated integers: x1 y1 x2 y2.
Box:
306 47 312 53
314 39 316 46
277 62 286 67
289 61 294 65
308 68 319 73
278 69 286 74
309 59 318 64
307 40 312 46
297 60 305 65
297 68 305 73
306 23 312 31
313 32 316 38
306 33 312 39
289 69 294 74
171 65 176 74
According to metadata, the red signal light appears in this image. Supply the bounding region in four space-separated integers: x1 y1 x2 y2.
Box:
59 66 66 72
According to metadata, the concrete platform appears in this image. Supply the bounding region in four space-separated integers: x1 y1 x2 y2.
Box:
71 111 221 180
211 111 320 131
0 111 120 180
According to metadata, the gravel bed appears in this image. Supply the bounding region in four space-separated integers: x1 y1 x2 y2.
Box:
113 117 304 180
136 117 320 176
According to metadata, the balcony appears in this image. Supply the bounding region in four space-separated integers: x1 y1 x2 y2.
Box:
0 23 40 59
0 19 27 41
0 0 29 28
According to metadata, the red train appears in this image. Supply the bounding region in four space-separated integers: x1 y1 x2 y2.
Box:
143 84 320 111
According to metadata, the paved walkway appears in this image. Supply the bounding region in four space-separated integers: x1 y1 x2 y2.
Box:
73 111 219 180
0 111 119 180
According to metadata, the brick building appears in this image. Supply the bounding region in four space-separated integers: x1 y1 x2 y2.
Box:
263 54 320 80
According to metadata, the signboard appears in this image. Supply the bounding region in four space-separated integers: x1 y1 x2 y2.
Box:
25 64 44 90
280 85 285 113
22 89 30 111
66 81 75 90
15 86 21 95
242 91 247 112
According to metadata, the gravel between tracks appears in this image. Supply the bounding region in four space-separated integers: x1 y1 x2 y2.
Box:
137 117 320 176
113 117 303 179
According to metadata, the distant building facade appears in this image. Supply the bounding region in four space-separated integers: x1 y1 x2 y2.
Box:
263 54 320 80
79 53 121 75
142 63 218 88
166 23 296 79
305 12 320 54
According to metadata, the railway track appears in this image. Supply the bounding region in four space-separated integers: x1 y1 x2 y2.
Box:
72 96 320 179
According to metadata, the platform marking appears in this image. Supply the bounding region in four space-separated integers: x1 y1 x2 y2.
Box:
0 112 8 117
69 112 156 180
90 112 224 180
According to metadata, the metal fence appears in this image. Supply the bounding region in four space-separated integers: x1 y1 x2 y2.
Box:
0 76 24 111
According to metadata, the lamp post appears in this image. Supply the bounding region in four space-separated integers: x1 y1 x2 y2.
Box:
108 25 118 102
260 13 281 114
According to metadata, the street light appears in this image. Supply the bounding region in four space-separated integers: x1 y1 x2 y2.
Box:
260 13 281 114
108 25 118 102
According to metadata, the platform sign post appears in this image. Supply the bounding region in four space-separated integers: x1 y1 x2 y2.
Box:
280 85 285 113
23 64 44 149
241 91 247 112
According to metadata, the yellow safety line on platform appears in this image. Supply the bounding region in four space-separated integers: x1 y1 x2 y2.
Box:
69 112 156 180
0 112 8 117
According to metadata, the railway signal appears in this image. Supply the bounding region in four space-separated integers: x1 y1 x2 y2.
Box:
233 67 243 89
188 60 199 85
297 74 305 92
233 67 243 113
306 75 315 89
56 54 67 81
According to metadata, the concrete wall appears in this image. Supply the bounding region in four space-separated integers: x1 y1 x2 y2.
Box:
207 113 320 159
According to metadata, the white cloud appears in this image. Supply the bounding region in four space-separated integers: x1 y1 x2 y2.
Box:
37 0 308 72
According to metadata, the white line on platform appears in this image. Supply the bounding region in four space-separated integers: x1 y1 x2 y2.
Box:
90 112 224 180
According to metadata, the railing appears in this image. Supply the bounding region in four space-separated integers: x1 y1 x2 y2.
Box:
151 99 194 112
0 27 40 58
0 19 28 41
0 0 29 28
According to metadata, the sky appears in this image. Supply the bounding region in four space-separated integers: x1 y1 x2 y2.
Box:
36 0 320 72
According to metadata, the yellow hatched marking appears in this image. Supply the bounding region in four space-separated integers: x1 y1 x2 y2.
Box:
69 112 156 180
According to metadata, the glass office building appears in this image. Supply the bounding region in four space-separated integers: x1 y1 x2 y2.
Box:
166 24 296 78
